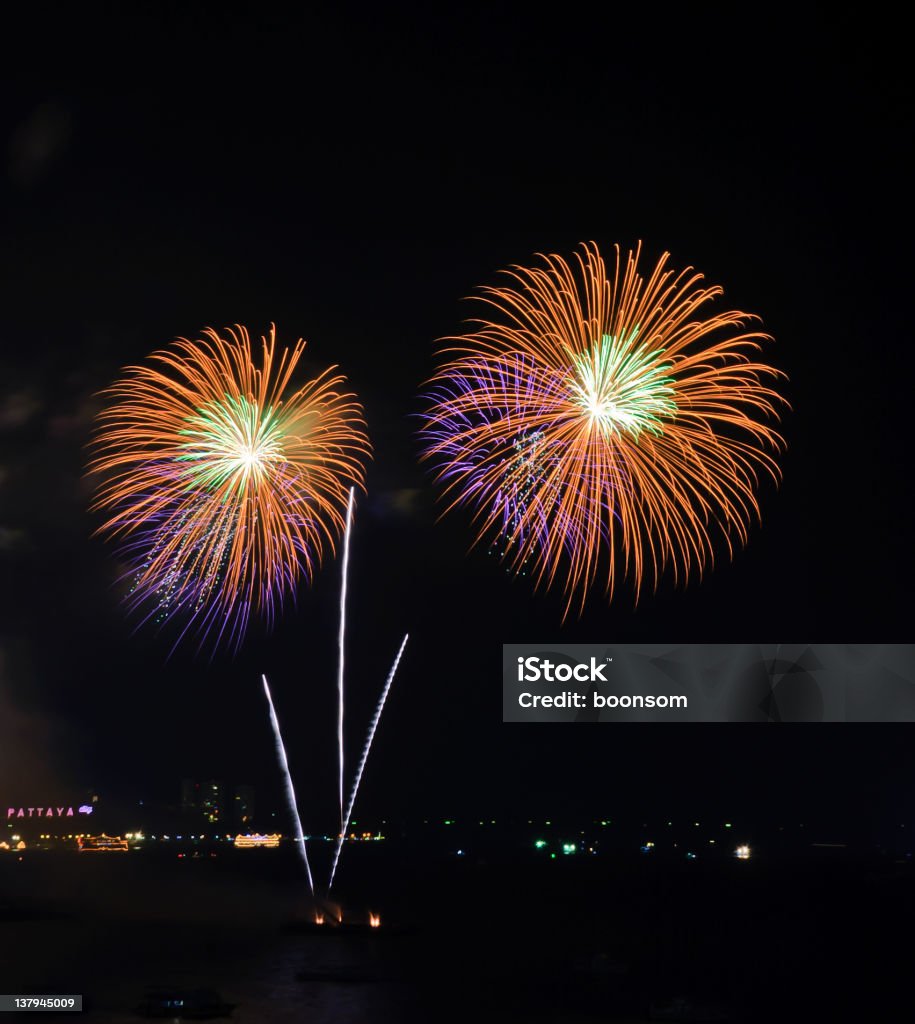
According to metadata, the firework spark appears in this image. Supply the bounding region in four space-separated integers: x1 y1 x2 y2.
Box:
420 242 786 613
328 633 409 894
89 325 370 651
337 487 355 829
262 674 315 898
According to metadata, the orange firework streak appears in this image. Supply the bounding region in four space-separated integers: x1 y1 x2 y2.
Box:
421 243 787 615
89 325 370 650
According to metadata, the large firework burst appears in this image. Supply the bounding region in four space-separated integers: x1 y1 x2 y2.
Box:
90 325 370 651
420 242 786 614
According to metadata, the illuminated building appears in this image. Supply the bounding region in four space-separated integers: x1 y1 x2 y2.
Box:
180 779 225 824
200 780 225 824
180 780 253 828
234 785 255 827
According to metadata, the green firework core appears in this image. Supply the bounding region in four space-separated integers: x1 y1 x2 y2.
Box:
177 394 287 491
569 329 677 441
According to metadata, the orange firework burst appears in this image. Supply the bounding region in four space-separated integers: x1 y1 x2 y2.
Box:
89 324 370 651
420 242 787 614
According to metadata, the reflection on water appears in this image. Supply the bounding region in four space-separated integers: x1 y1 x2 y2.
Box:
3 847 910 1022
9 922 420 1023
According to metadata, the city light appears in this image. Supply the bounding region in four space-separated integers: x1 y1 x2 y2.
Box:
735 844 751 860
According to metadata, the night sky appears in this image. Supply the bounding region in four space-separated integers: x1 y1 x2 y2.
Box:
1 8 911 833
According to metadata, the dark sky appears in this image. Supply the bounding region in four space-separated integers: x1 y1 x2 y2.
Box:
1 8 912 831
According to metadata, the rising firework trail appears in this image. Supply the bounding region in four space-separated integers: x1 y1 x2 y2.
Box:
328 633 409 894
336 487 355 830
262 674 315 898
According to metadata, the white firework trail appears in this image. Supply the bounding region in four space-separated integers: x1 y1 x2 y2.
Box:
328 633 409 894
262 674 315 898
336 486 355 830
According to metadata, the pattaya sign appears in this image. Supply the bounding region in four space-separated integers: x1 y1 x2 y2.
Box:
6 805 93 819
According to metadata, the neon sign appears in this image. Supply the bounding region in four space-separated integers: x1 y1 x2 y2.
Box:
6 806 92 819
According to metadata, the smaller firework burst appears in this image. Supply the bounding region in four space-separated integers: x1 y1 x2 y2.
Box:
90 325 370 652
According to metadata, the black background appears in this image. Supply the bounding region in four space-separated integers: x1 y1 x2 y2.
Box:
1 6 911 833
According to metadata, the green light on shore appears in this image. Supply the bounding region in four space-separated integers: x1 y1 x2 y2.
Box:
535 839 547 849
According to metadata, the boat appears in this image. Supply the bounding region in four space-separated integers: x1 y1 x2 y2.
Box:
77 834 128 852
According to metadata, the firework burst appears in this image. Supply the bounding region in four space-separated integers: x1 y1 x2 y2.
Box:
90 324 370 651
420 242 787 613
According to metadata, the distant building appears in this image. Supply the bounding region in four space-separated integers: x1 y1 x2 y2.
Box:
234 785 255 827
199 780 226 824
179 780 252 828
180 779 197 812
